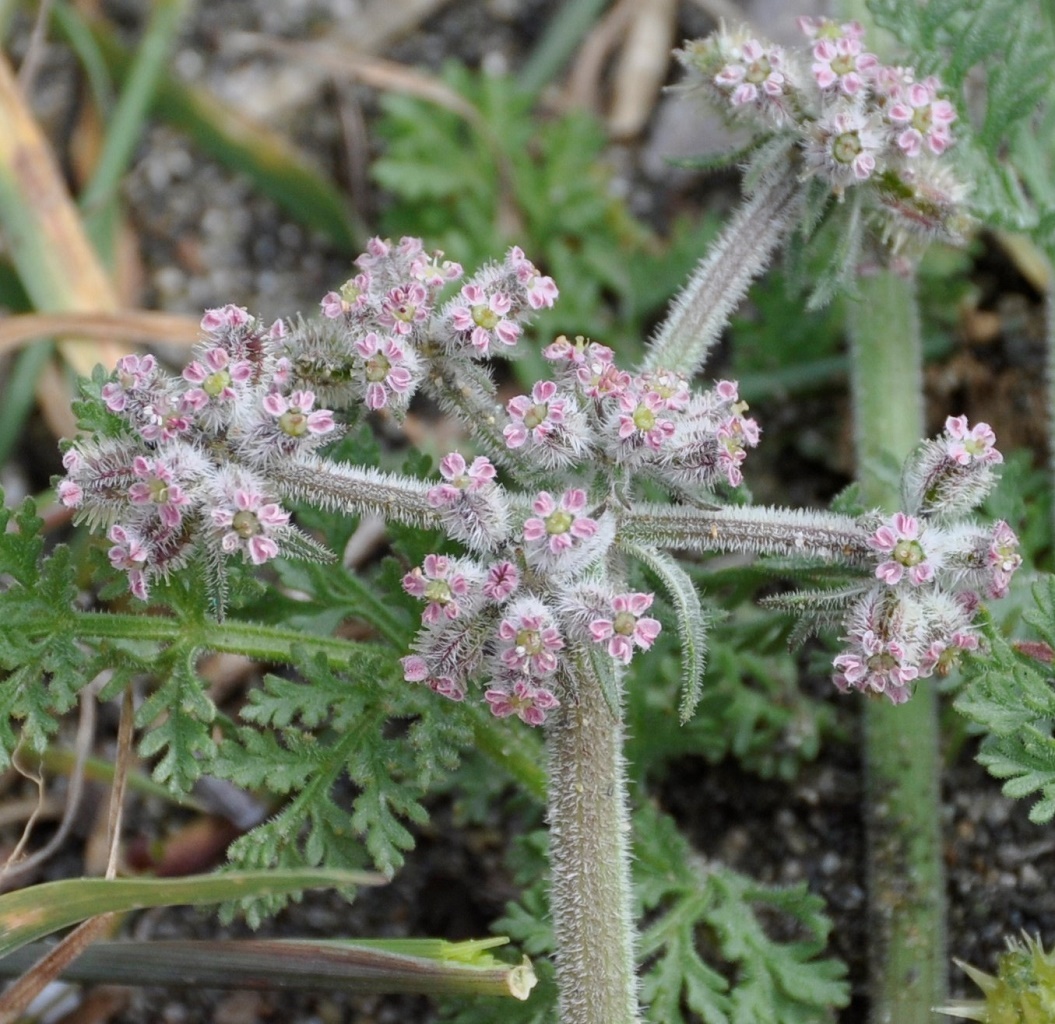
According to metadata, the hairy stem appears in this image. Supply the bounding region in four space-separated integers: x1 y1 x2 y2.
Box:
640 169 800 377
547 667 638 1024
848 268 946 1024
622 502 873 564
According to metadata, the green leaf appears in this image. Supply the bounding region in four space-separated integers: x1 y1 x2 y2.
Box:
0 869 382 957
634 803 848 1024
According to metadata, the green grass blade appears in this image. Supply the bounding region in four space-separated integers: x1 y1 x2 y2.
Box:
0 937 536 999
74 0 193 256
0 869 382 957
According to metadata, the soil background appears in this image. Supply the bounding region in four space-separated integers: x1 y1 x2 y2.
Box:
1 1 1052 1023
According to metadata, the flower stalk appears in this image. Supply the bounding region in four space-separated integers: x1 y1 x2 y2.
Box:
547 667 638 1024
848 268 947 1024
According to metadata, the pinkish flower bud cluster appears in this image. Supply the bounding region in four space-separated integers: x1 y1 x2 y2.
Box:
58 305 338 601
509 335 761 488
55 238 560 607
832 419 1020 704
676 18 968 246
312 238 557 414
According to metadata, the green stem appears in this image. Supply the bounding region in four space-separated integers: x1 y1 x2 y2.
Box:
1043 246 1055 551
547 669 638 1024
60 609 374 667
847 268 946 1024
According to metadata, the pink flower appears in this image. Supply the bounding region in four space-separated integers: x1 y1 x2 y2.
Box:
616 387 676 451
355 332 415 410
577 356 631 400
378 282 429 336
483 560 520 602
107 524 150 600
211 488 289 565
402 554 471 623
200 305 251 332
986 521 1022 599
101 354 157 413
128 456 191 528
944 416 1002 466
887 78 956 157
833 629 919 704
427 453 497 507
450 284 521 352
806 109 883 186
809 34 877 96
262 390 335 436
138 395 193 443
182 347 252 407
869 512 935 587
320 274 370 318
504 380 567 448
544 336 610 366
506 247 558 310
485 680 559 726
797 17 865 41
639 370 690 412
588 592 662 664
920 631 979 678
715 38 788 107
496 602 564 677
401 656 465 702
522 489 598 556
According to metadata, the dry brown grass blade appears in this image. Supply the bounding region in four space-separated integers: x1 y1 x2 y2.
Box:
0 54 125 371
607 0 679 140
353 0 457 51
0 51 134 439
564 0 637 115
0 310 202 357
229 33 483 126
0 689 134 1022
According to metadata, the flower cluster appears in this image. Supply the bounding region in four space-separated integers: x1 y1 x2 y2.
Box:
677 18 968 247
313 238 557 413
396 334 770 723
57 240 557 606
58 307 337 600
56 236 1017 725
831 417 1020 704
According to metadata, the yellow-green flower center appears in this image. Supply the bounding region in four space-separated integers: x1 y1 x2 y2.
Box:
894 539 924 566
633 404 656 431
523 403 548 430
203 369 231 398
612 611 636 636
545 510 574 535
833 131 862 164
279 410 308 436
516 628 542 655
746 57 772 84
424 579 453 605
365 353 392 383
232 510 261 538
472 303 499 330
831 54 855 76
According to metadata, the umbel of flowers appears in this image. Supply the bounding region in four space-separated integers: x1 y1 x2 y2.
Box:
676 16 966 249
58 238 1018 721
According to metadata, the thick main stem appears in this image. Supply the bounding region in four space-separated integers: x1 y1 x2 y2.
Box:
547 671 638 1024
848 269 946 1024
